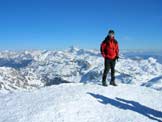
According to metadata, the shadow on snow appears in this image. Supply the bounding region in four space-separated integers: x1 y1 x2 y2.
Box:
87 92 162 122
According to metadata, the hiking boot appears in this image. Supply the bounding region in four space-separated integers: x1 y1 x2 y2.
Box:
110 81 117 86
102 81 108 86
102 83 108 87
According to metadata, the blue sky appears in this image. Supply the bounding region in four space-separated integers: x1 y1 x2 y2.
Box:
0 0 162 50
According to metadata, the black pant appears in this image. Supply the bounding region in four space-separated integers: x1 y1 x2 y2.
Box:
102 58 116 84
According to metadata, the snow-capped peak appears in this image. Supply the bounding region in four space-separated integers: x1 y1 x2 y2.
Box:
0 48 162 93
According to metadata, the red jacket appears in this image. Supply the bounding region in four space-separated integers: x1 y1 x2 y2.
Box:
100 36 119 60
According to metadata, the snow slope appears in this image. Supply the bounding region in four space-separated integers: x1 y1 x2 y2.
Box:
0 83 162 122
0 48 162 122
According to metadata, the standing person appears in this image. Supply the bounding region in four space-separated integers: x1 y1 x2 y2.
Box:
100 30 119 86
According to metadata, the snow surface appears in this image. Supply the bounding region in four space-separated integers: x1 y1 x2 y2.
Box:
0 47 162 122
0 83 162 122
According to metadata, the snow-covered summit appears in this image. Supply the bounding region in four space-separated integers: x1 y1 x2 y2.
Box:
0 47 162 122
0 83 162 122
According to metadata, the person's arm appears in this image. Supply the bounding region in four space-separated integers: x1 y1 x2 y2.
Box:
115 41 119 61
100 42 106 58
116 43 119 57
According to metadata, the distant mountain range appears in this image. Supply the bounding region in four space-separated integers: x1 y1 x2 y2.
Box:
0 47 162 93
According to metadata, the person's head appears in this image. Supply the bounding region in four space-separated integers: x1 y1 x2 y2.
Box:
108 30 115 38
